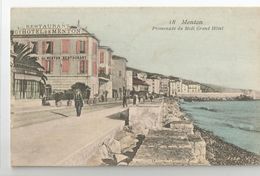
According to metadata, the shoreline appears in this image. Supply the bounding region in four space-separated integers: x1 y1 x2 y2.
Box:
194 125 260 165
179 100 260 165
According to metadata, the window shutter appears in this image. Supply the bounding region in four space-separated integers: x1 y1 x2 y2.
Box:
50 60 54 73
62 59 69 73
62 39 70 54
79 60 84 73
42 41 46 54
92 42 95 55
76 40 80 54
85 38 88 54
100 52 104 63
93 61 97 76
62 40 65 53
85 60 88 75
52 41 54 54
77 60 80 74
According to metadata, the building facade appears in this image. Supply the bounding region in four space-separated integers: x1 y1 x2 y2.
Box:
182 83 189 93
98 46 113 98
160 78 170 96
126 70 133 94
111 55 128 99
187 84 202 93
170 79 202 96
136 72 147 81
12 23 105 98
133 78 149 92
146 76 161 94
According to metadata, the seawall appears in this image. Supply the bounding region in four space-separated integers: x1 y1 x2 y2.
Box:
87 98 209 166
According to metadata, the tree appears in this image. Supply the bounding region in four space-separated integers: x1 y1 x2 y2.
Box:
13 42 47 85
71 82 91 99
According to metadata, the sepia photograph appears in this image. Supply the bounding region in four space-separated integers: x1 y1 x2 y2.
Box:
10 7 260 166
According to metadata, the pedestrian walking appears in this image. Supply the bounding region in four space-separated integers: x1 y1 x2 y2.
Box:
74 89 84 117
138 94 141 102
123 92 128 108
150 94 154 102
133 94 137 105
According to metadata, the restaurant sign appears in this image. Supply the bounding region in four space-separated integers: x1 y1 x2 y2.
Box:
42 55 87 60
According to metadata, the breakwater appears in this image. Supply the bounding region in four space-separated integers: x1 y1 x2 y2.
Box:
178 92 254 101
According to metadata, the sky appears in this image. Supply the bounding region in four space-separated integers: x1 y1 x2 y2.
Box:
11 8 260 90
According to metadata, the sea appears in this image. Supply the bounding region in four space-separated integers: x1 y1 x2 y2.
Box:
181 100 260 155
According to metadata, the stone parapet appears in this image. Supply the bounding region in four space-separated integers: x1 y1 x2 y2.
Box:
170 120 194 135
128 102 164 135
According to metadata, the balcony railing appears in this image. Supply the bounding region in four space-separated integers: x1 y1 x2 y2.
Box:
98 72 110 80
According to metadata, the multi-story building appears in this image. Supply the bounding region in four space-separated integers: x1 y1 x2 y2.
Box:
126 70 133 94
126 67 149 95
160 77 170 96
146 75 161 94
137 72 147 81
111 55 128 99
170 79 202 95
187 84 202 93
98 46 113 98
12 23 106 98
133 78 149 92
182 80 201 93
170 79 181 96
182 83 189 93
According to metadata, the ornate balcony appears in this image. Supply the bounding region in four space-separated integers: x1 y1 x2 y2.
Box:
98 71 110 81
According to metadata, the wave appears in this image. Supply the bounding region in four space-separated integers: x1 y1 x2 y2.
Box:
194 106 218 112
222 122 260 133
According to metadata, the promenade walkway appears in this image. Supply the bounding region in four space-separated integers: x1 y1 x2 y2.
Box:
12 99 123 114
11 106 127 166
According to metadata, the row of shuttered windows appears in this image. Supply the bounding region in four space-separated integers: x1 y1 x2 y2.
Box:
29 40 97 55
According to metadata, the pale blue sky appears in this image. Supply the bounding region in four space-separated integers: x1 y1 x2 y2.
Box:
11 8 260 90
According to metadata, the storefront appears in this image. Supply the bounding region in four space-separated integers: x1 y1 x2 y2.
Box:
12 67 43 99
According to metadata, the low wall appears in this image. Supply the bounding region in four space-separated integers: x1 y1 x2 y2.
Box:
129 102 164 134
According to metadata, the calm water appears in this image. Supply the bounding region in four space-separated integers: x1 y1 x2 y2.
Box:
181 101 260 154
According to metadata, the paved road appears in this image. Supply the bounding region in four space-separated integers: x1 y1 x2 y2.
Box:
11 106 127 166
12 102 122 128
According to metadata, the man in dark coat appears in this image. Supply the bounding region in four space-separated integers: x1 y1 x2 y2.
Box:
122 91 128 108
133 94 137 105
74 89 84 117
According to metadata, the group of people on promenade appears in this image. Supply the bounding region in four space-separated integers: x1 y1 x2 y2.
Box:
73 90 155 117
122 92 154 107
42 89 155 117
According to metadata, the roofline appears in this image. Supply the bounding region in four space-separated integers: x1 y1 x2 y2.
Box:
126 66 144 72
88 33 100 42
112 55 128 62
99 46 113 52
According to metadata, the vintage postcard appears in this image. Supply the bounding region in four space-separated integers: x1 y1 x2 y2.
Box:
10 7 260 166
